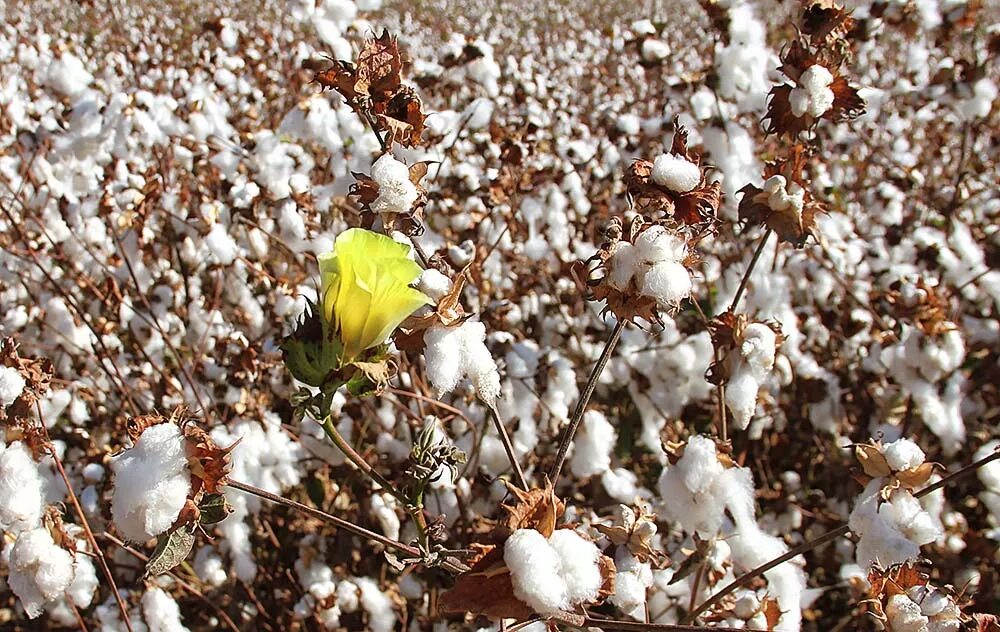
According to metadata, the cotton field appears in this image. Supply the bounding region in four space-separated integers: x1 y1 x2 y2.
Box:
1 0 999 630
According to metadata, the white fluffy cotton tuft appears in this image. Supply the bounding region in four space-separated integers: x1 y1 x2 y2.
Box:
0 441 45 534
141 587 191 632
789 64 835 118
370 154 419 216
8 528 76 619
651 153 701 193
424 321 501 403
504 527 603 615
849 478 940 570
0 366 26 407
884 438 926 472
111 423 192 543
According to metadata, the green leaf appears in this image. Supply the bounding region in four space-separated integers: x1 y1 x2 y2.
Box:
198 493 233 525
305 474 327 508
144 526 196 578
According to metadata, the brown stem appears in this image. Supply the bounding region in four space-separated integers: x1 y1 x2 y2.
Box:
487 402 528 490
729 228 772 314
684 446 1000 623
225 479 419 558
549 319 627 484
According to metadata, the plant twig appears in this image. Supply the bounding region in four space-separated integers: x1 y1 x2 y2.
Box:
549 319 627 484
729 228 772 313
487 402 528 490
684 446 1000 623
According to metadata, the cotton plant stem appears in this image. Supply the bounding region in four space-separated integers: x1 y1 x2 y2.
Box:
226 479 421 558
684 447 1000 623
36 406 135 632
317 415 431 546
549 318 627 484
728 228 773 313
487 402 529 490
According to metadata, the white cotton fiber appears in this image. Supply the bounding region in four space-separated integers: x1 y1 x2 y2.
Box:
886 594 929 632
634 226 687 265
504 529 570 614
141 587 190 632
725 369 760 431
640 260 692 308
370 153 418 215
356 577 396 632
417 269 453 301
205 223 238 266
0 365 26 406
424 321 501 403
789 64 835 118
641 38 671 62
849 479 940 570
651 153 701 193
548 529 603 604
740 323 777 375
607 241 638 290
884 438 926 472
111 423 191 543
570 410 616 478
8 528 76 619
0 441 45 534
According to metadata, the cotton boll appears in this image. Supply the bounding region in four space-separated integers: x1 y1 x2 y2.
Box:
789 65 835 118
651 153 701 193
740 324 777 376
884 438 926 472
570 410 616 478
424 321 501 403
370 154 418 215
850 479 938 569
886 594 929 632
8 527 76 619
0 366 26 406
356 577 396 632
46 52 93 97
205 223 238 266
504 529 569 614
141 587 190 632
633 226 687 265
607 242 638 290
370 493 400 541
725 369 760 431
640 260 692 307
417 269 453 301
0 441 45 533
194 547 227 587
641 38 671 62
548 529 602 604
111 423 191 543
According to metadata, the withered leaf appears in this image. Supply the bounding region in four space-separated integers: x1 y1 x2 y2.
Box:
438 544 535 621
502 481 564 538
144 525 196 578
355 29 402 99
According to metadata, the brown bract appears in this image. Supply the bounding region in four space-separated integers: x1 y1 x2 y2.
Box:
883 279 956 338
396 265 473 354
593 504 662 564
624 122 722 226
737 146 825 247
0 337 53 454
183 422 238 495
313 30 427 148
852 439 939 501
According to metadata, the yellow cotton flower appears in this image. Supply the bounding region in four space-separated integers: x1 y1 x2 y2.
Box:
319 228 431 362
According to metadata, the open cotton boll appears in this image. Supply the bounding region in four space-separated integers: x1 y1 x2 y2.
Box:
641 38 671 62
607 241 639 290
633 226 687 265
640 260 692 308
849 479 939 569
548 529 603 604
504 529 570 614
651 153 701 193
416 268 453 302
8 528 76 619
0 365 26 406
740 323 777 376
789 64 835 118
370 153 418 215
658 435 729 535
725 369 760 431
609 548 653 620
570 410 616 478
884 438 926 472
886 594 929 632
424 321 501 403
141 587 190 632
356 577 397 632
370 493 400 541
111 423 191 543
205 223 238 266
0 441 45 533
762 175 804 214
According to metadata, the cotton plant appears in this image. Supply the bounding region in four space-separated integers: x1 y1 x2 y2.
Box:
849 437 941 570
707 312 783 430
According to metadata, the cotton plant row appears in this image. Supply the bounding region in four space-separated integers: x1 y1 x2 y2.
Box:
2 0 1000 629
